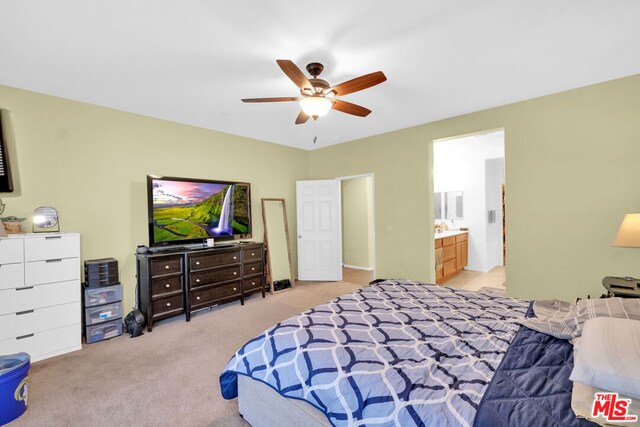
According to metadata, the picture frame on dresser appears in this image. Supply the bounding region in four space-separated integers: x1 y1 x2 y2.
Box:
0 233 82 362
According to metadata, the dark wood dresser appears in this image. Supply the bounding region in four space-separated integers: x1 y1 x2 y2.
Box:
136 242 265 331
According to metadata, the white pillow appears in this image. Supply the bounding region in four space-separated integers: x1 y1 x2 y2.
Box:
570 317 640 399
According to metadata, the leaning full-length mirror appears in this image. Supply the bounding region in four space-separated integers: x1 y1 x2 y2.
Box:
261 198 295 293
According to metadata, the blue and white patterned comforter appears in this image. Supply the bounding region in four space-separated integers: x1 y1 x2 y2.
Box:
220 280 529 426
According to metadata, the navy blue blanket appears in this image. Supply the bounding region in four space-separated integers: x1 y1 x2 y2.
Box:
473 307 596 427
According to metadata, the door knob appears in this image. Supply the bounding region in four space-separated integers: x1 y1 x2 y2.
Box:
298 234 302 238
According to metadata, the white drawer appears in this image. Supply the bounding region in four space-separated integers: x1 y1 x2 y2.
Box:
0 323 81 360
0 280 80 316
0 262 24 290
25 257 80 286
24 234 80 262
0 301 81 341
0 238 24 264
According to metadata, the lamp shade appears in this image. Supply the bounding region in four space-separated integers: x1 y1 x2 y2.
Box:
613 213 640 248
299 96 332 118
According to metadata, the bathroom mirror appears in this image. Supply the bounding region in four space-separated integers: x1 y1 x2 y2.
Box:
445 191 464 220
33 206 60 232
434 192 442 220
261 198 295 293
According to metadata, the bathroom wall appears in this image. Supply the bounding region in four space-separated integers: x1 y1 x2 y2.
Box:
433 131 504 272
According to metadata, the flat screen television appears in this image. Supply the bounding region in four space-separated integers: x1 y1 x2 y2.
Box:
147 175 252 247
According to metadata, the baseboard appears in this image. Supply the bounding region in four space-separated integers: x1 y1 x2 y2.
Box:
343 264 374 271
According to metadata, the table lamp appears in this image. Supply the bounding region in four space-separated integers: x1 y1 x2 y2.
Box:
613 213 640 248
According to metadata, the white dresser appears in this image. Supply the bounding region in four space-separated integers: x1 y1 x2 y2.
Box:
0 233 82 362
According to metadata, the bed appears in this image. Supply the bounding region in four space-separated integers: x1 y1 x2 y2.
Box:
220 280 597 426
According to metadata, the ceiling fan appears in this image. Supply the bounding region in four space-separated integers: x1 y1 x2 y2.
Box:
242 60 387 124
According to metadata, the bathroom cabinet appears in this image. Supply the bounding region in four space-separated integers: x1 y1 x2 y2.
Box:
435 231 468 283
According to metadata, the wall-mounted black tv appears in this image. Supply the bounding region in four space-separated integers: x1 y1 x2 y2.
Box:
147 175 252 247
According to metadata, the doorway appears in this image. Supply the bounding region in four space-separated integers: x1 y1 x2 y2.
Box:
338 174 375 286
432 129 506 290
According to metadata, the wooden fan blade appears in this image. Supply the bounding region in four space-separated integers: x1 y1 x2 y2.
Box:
295 110 310 125
276 60 313 92
242 97 298 103
328 71 387 96
332 100 371 117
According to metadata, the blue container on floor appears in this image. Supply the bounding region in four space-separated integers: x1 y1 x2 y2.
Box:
0 353 30 426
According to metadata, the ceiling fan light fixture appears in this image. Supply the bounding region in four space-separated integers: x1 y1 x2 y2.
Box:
300 96 332 118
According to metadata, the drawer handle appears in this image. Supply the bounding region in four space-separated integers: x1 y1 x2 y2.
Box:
45 236 62 240
251 253 255 256
16 286 34 291
166 302 171 307
251 267 255 271
16 333 34 340
165 265 170 270
195 261 200 265
46 258 62 263
233 272 237 276
196 279 200 283
233 256 237 260
196 296 201 300
16 309 34 316
251 282 256 286
233 287 237 291
165 283 171 288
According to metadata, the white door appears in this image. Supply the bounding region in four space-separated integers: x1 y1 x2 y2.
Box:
296 180 342 281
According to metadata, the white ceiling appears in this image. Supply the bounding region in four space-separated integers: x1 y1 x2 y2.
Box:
1 1 640 150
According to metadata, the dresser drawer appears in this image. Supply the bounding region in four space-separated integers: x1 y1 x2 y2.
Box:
435 238 443 249
0 262 24 290
152 294 184 318
191 282 241 308
0 301 81 341
189 250 240 271
25 257 80 286
190 265 241 288
0 238 24 264
243 276 264 292
243 262 263 276
0 280 80 316
242 247 263 262
151 275 182 299
0 323 81 362
150 256 182 277
24 234 79 262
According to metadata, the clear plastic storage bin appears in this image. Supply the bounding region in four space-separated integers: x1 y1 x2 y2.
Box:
85 319 122 344
84 283 122 307
85 302 123 325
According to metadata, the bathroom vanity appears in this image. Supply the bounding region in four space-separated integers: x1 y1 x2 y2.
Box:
435 230 468 283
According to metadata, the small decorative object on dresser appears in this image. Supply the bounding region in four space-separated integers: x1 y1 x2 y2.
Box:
136 242 265 332
0 216 26 234
0 233 81 361
32 206 60 233
0 199 6 237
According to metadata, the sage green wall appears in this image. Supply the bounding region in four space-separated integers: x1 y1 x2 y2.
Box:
341 177 374 269
0 85 309 311
310 74 640 301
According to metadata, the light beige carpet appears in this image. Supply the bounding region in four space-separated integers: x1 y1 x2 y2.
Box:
10 273 368 427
